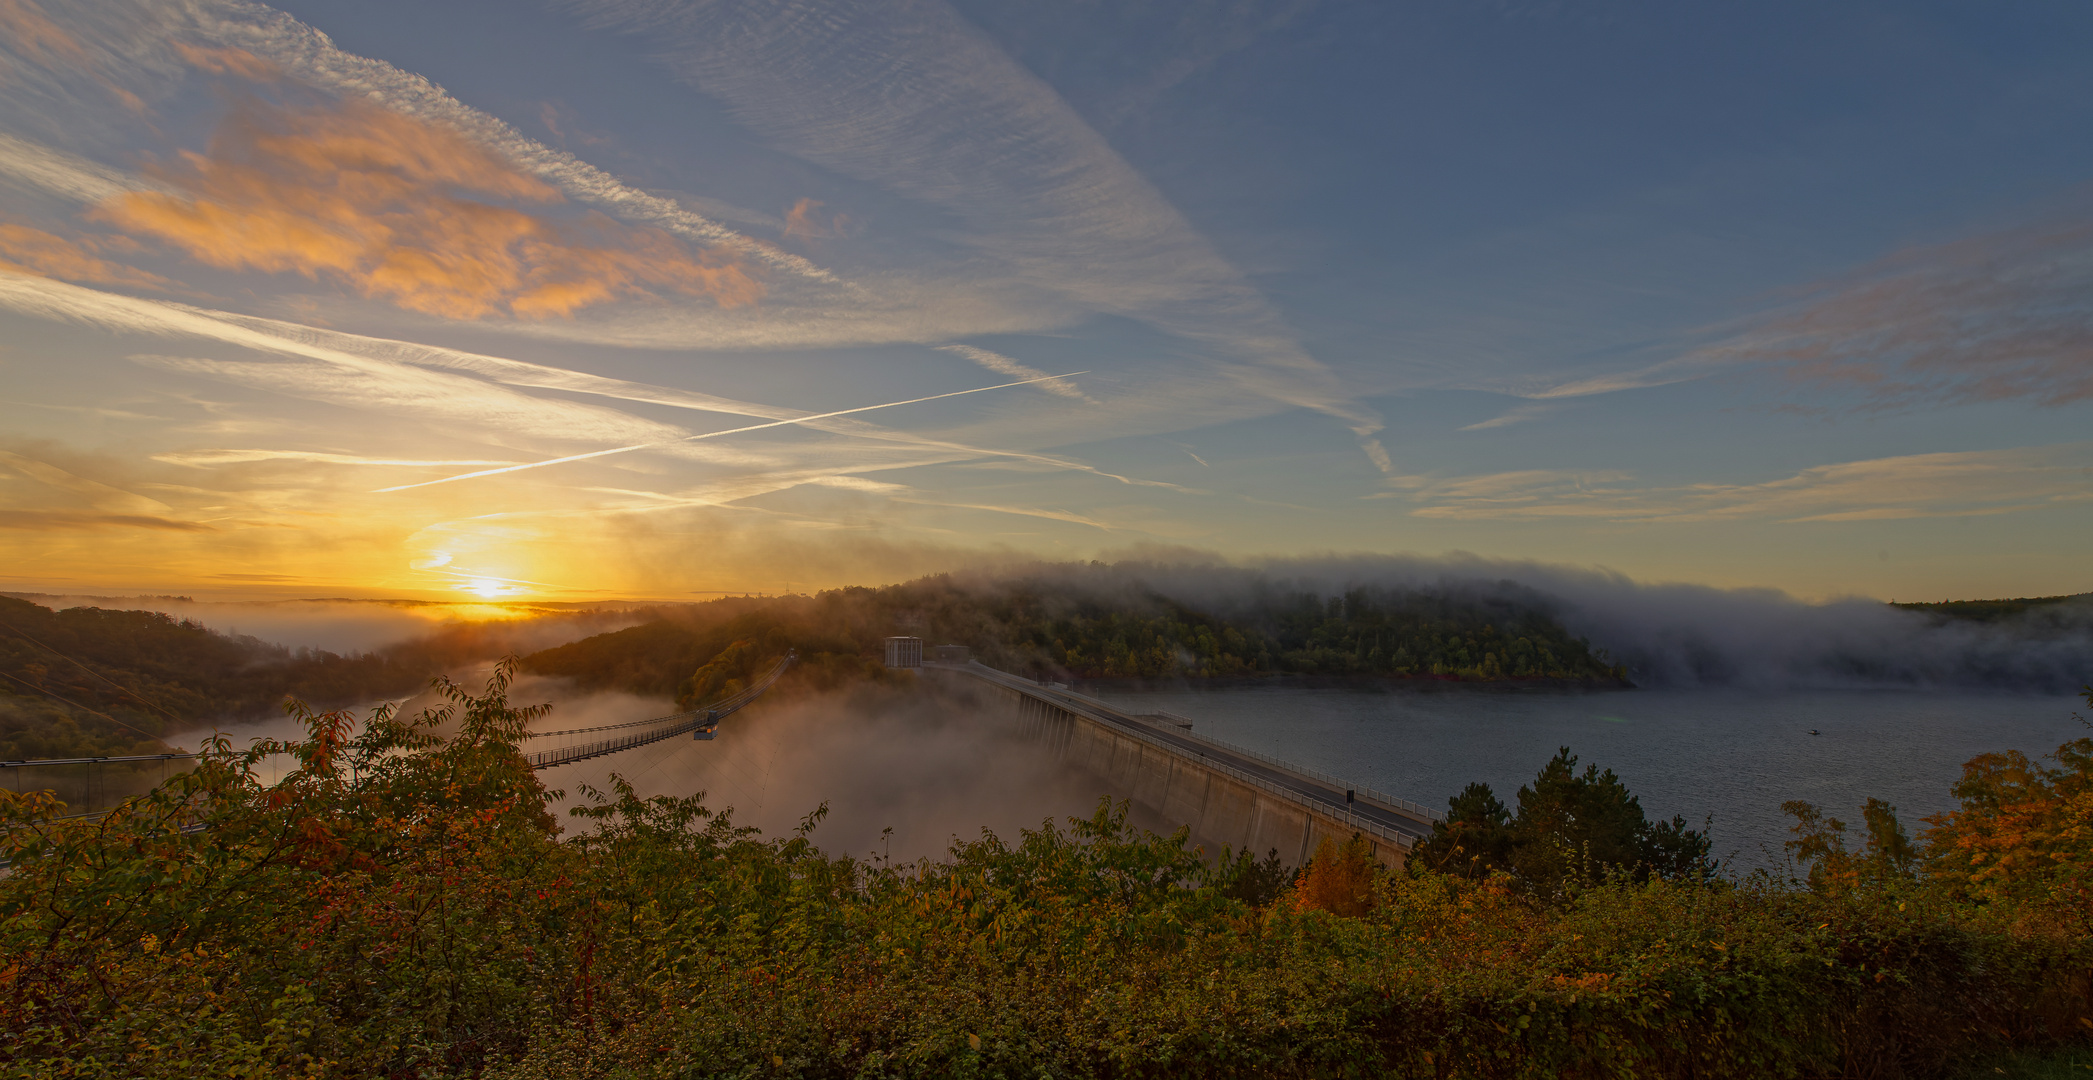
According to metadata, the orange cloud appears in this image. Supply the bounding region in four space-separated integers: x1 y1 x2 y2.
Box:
0 222 171 290
173 43 281 81
0 0 88 68
782 197 850 242
91 98 763 319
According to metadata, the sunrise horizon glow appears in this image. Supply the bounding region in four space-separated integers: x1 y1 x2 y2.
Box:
3 1 2089 608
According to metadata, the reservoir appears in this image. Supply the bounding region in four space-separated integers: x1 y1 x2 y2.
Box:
1084 683 2086 873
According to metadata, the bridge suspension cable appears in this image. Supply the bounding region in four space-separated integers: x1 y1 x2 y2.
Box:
522 653 793 771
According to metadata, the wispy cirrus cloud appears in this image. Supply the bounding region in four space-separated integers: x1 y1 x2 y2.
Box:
0 448 172 514
0 131 148 203
1719 216 2093 408
1458 402 1559 430
0 271 1190 501
937 343 1093 401
1375 444 2093 523
0 509 211 531
565 0 1388 456
1512 209 2093 411
370 372 1082 494
0 273 692 444
153 449 522 468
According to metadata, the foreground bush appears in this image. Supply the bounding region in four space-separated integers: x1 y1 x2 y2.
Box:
1 669 2086 1078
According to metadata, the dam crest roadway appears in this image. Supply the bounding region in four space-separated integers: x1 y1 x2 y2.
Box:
918 660 1440 869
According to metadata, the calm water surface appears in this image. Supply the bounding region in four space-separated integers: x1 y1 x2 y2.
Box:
1086 684 2087 872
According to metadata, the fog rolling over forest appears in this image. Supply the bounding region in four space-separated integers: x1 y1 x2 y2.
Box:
531 676 1111 864
1550 580 2093 690
1058 554 2093 691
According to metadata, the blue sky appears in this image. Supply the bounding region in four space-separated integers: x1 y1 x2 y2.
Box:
0 0 2088 601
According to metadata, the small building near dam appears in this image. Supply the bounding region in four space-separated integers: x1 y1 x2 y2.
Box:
883 636 923 668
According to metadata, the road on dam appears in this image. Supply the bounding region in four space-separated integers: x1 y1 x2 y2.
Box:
934 662 1438 844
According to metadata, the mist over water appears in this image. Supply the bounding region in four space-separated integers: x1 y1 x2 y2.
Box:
537 678 1113 864
162 665 667 777
1529 574 2093 690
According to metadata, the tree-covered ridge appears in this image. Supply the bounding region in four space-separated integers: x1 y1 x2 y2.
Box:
1041 584 1622 680
0 674 2085 1077
1891 593 2093 624
0 596 427 759
522 569 1625 697
0 597 637 760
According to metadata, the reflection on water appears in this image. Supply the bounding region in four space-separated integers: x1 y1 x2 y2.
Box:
1088 683 2086 872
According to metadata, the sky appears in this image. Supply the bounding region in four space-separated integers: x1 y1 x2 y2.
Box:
0 0 2088 604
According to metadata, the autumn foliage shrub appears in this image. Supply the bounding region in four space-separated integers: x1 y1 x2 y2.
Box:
1289 834 1378 917
0 671 2087 1078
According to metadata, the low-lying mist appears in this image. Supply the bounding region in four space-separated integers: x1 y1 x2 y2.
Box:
535 676 1113 864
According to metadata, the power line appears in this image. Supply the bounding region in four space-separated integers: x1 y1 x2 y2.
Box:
0 670 164 743
0 618 191 728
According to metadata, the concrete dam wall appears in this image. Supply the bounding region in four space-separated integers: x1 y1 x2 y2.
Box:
925 663 1438 870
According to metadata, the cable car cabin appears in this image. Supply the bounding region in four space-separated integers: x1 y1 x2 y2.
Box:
693 709 719 741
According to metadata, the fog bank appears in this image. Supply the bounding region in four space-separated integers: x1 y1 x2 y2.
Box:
955 552 2092 691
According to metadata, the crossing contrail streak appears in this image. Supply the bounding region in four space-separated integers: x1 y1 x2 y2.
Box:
373 373 1087 493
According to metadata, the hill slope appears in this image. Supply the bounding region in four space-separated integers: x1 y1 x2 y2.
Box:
523 569 1626 700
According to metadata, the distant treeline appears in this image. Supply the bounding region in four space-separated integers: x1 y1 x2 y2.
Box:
0 597 634 759
1892 593 2093 624
522 570 1627 699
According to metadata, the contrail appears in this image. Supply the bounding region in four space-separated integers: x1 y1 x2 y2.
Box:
374 373 1086 493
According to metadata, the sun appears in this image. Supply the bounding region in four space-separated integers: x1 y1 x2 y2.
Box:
465 577 509 599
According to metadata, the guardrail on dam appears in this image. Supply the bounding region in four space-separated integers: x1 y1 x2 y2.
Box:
923 661 1443 870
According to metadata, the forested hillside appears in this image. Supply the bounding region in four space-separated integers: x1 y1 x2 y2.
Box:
0 597 432 759
523 568 1626 698
0 597 636 759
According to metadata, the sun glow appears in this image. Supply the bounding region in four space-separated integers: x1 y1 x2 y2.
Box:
464 577 512 599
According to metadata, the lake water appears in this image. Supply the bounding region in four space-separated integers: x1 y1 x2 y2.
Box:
1085 683 2088 873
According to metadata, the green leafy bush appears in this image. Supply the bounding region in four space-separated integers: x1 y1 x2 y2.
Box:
1 674 2086 1078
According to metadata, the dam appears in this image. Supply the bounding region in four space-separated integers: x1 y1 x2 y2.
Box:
922 660 1440 869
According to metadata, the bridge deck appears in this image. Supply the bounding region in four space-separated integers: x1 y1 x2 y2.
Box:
931 662 1438 843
